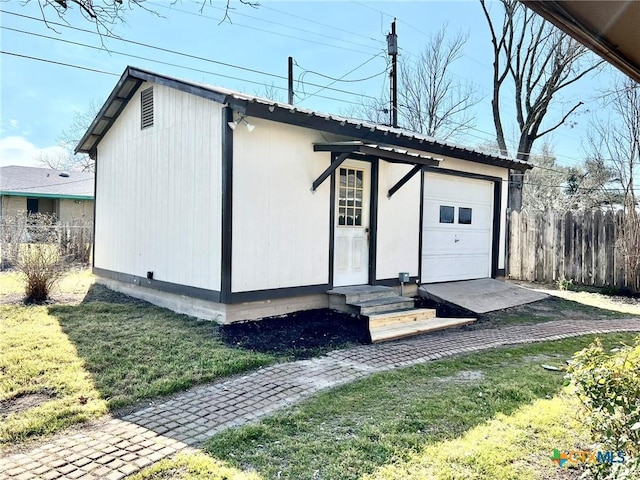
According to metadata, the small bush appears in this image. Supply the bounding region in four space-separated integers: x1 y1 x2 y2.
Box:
566 338 640 479
600 285 621 296
17 244 66 303
555 277 575 291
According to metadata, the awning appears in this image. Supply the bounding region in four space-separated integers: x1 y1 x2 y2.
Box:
312 141 442 197
314 141 442 167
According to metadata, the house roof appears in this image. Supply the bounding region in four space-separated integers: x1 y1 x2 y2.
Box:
521 1 640 84
77 66 532 172
0 166 94 200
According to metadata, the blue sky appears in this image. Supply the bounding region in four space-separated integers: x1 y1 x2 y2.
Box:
0 0 625 169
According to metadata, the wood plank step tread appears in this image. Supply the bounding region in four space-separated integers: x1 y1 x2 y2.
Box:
327 285 395 296
370 317 476 343
367 308 436 320
368 308 437 328
351 296 414 307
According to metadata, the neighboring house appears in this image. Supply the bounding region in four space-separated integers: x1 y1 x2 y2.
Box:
0 166 94 222
76 66 531 324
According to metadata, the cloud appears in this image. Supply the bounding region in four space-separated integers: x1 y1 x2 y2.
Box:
0 136 68 168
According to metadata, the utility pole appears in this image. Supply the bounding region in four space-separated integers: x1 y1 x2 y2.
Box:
288 56 294 105
387 19 398 127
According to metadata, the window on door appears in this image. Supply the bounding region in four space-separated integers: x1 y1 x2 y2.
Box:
459 207 473 224
439 205 454 223
338 167 364 226
439 205 473 224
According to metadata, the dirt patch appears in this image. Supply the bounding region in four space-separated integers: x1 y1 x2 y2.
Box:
220 309 371 359
0 391 56 418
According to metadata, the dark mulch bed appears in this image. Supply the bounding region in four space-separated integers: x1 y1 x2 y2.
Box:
220 309 371 359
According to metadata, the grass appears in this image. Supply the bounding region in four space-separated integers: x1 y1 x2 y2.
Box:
179 333 637 480
49 301 278 409
0 305 108 446
0 299 279 446
364 393 587 480
128 452 260 480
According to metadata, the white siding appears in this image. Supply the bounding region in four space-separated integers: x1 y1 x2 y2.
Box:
376 161 420 279
95 81 222 291
231 117 331 292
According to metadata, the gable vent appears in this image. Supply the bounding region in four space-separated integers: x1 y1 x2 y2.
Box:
140 87 154 129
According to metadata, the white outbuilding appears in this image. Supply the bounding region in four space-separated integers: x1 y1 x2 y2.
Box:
77 66 531 327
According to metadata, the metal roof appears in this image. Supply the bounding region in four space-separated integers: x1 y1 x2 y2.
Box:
0 166 94 199
77 66 533 171
313 141 442 166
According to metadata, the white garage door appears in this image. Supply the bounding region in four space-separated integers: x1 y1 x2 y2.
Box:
421 173 494 283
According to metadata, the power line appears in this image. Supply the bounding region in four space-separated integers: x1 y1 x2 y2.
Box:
146 1 378 56
0 10 380 101
1 26 291 91
392 104 586 169
0 50 119 76
0 48 373 108
259 3 384 45
295 61 387 84
181 0 383 53
297 54 386 103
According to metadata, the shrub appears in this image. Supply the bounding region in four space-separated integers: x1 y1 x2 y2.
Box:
566 338 640 479
16 244 66 303
555 277 575 291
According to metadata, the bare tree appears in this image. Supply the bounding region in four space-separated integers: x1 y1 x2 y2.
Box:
36 151 75 171
58 100 102 172
254 82 285 103
479 0 603 210
343 96 390 125
349 26 478 141
520 142 613 212
19 1 257 34
587 78 638 207
398 27 479 140
586 78 639 290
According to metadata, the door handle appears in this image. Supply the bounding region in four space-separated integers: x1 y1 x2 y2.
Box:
454 235 460 243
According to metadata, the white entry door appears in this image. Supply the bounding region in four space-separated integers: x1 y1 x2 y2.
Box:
333 160 370 287
421 173 494 283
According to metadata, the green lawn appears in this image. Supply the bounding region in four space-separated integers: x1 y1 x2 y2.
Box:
154 334 637 480
0 300 278 446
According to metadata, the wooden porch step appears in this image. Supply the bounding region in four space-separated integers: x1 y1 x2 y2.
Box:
370 317 476 343
327 285 397 304
351 296 415 315
368 308 436 329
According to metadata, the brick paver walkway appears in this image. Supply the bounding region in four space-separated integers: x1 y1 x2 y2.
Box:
2 318 640 479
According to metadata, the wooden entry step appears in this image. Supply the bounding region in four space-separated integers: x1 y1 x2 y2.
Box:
370 316 476 343
327 285 475 343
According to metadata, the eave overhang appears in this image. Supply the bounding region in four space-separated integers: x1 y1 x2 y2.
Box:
521 0 640 84
76 66 533 173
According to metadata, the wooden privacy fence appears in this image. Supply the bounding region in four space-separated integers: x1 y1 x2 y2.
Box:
508 209 638 290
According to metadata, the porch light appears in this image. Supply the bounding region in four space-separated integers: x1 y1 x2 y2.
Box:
228 115 255 132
